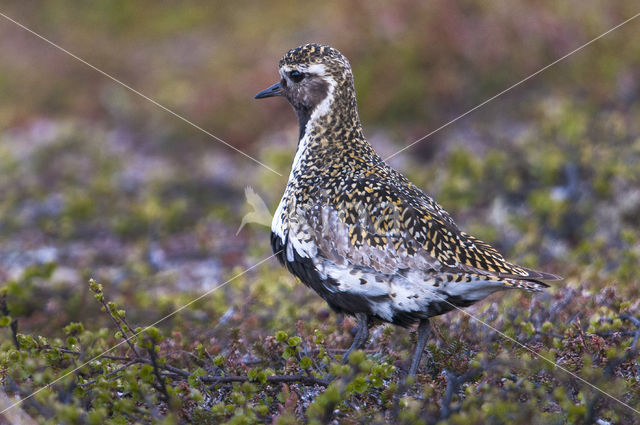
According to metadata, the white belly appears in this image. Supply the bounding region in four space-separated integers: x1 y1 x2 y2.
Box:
315 257 507 322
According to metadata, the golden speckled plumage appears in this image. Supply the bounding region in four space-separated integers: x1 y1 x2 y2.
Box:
256 43 561 373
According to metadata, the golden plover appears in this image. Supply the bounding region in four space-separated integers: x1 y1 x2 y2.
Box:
255 44 561 376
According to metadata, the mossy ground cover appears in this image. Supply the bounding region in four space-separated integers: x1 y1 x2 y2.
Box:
1 2 640 424
1 97 639 424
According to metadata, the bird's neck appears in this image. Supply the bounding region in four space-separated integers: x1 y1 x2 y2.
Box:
297 85 364 150
288 87 380 182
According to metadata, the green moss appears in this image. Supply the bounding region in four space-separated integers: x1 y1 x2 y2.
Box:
1 2 640 423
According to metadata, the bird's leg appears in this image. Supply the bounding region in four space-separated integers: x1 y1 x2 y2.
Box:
342 313 369 364
408 319 431 377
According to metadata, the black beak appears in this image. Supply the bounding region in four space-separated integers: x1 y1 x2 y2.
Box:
255 81 283 99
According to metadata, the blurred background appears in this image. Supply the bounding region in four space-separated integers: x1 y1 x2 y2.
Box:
0 0 639 386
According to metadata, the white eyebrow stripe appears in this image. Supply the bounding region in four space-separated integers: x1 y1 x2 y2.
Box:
279 63 326 76
305 63 326 74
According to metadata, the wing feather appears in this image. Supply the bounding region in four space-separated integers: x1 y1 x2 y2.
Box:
300 175 561 283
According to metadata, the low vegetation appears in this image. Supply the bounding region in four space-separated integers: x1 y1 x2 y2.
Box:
1 1 639 423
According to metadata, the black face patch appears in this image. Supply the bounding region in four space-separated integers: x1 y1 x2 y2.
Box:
284 77 330 140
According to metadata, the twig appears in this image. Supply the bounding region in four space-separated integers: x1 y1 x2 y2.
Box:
137 387 163 421
122 411 152 425
548 288 576 322
0 293 19 349
594 331 635 338
79 360 138 387
201 374 330 386
161 363 190 377
34 336 332 393
620 314 640 350
39 345 136 363
147 345 170 403
440 367 484 421
603 314 640 376
536 330 566 339
97 297 139 357
584 393 602 425
390 377 410 422
584 314 640 424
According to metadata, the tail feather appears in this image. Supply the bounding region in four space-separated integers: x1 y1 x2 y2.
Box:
503 278 549 292
498 265 562 281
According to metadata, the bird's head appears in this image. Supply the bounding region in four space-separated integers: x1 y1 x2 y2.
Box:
255 44 357 137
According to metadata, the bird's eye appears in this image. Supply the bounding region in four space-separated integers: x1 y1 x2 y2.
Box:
288 70 305 83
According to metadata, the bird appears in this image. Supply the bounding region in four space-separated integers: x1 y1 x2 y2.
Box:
255 43 561 376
